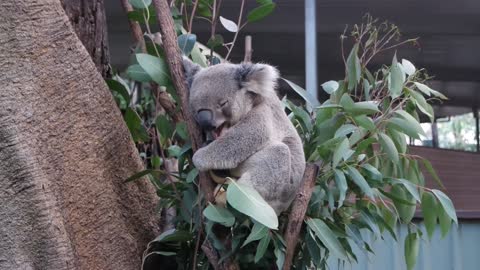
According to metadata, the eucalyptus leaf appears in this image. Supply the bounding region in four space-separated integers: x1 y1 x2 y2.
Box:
347 44 361 90
306 218 348 260
136 53 170 85
432 189 458 224
332 138 351 168
247 3 276 23
378 132 399 163
321 80 339 94
421 192 438 239
203 203 235 227
404 232 420 270
178 34 197 55
126 64 152 82
254 234 271 263
219 16 238 32
401 59 416 76
242 222 269 247
346 166 374 199
227 180 278 229
389 62 405 98
334 169 347 207
282 78 320 108
129 0 151 9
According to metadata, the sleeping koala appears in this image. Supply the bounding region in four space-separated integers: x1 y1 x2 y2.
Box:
183 58 306 214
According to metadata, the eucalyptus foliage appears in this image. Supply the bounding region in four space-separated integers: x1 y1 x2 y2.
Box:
108 3 456 269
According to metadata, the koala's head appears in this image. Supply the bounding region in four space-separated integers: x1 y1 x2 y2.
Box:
183 57 279 139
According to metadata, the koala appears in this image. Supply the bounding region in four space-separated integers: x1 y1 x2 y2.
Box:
183 57 306 215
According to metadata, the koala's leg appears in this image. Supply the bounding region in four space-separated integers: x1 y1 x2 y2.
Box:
234 143 295 215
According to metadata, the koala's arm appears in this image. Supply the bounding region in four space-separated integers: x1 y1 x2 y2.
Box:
193 108 270 171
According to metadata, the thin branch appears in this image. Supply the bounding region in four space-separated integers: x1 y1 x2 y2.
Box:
119 0 146 51
283 163 320 270
224 0 245 61
188 0 199 33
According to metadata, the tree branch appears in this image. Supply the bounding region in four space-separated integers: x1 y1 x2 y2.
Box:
282 163 319 270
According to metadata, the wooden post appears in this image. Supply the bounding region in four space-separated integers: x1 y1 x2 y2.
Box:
244 35 252 62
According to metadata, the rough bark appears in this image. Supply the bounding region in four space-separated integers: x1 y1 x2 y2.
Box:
0 1 160 269
61 0 111 78
283 163 319 270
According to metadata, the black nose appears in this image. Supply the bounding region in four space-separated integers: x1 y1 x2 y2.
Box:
196 110 214 130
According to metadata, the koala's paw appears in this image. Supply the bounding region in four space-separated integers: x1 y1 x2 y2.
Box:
192 149 209 171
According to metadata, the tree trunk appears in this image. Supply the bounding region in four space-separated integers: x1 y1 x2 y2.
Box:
61 0 111 78
0 1 159 269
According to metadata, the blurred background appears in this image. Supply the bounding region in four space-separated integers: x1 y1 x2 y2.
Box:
105 1 480 269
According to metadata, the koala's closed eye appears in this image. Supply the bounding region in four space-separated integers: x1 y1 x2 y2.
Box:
219 100 228 107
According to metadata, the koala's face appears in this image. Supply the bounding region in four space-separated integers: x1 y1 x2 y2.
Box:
188 63 255 139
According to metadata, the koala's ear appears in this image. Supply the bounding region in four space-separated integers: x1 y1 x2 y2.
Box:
182 56 202 88
237 63 279 95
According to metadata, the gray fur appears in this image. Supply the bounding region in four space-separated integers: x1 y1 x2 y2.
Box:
183 57 306 214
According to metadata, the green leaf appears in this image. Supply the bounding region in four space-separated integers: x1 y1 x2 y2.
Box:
404 232 420 270
432 189 457 224
126 64 152 82
334 169 348 207
274 245 285 270
346 166 374 199
186 168 198 183
152 228 192 243
387 117 422 139
247 3 276 23
167 145 182 158
389 62 405 98
421 192 438 239
391 185 416 223
306 218 348 260
191 43 208 67
378 132 399 163
393 178 421 202
254 234 271 263
332 138 352 168
438 200 452 237
401 59 416 76
219 16 238 32
136 53 170 85
353 115 375 131
421 159 445 189
227 180 278 229
388 129 407 154
175 122 189 140
203 203 235 227
242 222 269 247
156 114 174 141
178 34 197 55
106 79 131 105
361 163 382 181
395 110 426 136
129 0 151 9
321 80 339 94
408 89 434 121
282 78 320 108
125 169 157 183
124 108 149 142
334 124 357 138
340 94 379 115
347 44 361 90
207 34 224 49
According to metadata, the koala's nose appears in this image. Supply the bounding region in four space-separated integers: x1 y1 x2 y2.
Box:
196 109 215 130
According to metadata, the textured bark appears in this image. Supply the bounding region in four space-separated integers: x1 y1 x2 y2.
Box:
61 0 111 78
283 163 319 270
0 1 160 269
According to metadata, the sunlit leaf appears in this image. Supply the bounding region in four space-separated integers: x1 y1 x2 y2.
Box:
401 59 416 76
321 80 339 94
389 62 405 98
219 16 238 32
334 124 357 138
332 138 352 168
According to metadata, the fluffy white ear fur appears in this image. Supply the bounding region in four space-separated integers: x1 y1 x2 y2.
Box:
242 63 280 96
